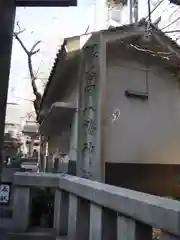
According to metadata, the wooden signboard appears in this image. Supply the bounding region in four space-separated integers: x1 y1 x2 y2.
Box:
16 0 77 6
0 183 11 205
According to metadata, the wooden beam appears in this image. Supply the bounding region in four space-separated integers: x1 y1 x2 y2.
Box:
15 0 77 6
0 0 15 180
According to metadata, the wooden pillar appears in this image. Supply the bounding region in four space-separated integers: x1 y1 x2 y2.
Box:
0 1 15 179
39 135 48 172
39 135 44 172
45 139 49 172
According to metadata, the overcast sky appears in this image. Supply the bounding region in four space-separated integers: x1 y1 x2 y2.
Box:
6 0 93 123
6 0 180 123
8 0 180 103
9 0 93 100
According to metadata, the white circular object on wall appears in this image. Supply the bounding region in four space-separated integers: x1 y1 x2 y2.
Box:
112 108 120 123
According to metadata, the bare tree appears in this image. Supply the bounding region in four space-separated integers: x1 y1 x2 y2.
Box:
13 22 42 119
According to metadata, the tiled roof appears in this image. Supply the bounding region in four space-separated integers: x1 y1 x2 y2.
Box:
39 19 180 115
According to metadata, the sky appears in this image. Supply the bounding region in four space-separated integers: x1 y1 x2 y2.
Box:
6 0 180 124
8 0 92 102
7 0 93 123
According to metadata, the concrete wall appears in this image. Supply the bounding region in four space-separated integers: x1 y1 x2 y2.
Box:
47 110 78 174
105 48 180 164
44 64 79 173
0 168 21 229
48 134 70 155
47 133 69 171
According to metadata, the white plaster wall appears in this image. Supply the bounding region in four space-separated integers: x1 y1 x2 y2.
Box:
105 58 180 164
60 86 78 162
48 133 70 155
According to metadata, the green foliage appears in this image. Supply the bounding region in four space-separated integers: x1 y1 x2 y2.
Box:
174 177 180 201
174 197 180 201
31 187 54 227
8 155 22 168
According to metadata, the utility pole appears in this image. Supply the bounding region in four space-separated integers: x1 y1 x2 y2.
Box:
0 0 16 182
129 0 133 23
129 0 138 23
134 0 138 23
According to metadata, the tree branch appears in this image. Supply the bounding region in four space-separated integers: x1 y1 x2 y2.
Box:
31 49 40 55
30 40 41 54
13 24 42 118
13 32 29 55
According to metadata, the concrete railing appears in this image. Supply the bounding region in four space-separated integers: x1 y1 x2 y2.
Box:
13 172 180 239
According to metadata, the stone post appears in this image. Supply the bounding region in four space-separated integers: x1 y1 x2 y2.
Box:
77 35 107 182
13 186 30 232
68 194 90 240
53 189 69 236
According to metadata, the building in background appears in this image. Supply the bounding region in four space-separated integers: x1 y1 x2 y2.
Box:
4 102 40 171
3 103 24 165
22 121 39 156
87 0 125 33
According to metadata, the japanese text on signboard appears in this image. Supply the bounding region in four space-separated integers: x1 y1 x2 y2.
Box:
0 184 10 204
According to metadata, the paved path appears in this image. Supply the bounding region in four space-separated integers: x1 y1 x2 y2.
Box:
0 227 7 240
0 227 67 240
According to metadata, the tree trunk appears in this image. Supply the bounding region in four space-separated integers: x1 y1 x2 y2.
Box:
14 32 42 117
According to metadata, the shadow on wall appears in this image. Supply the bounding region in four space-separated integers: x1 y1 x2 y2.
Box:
105 163 180 197
68 160 76 176
57 160 76 176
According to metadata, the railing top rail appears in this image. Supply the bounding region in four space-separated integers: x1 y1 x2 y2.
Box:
14 172 180 236
14 172 60 188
